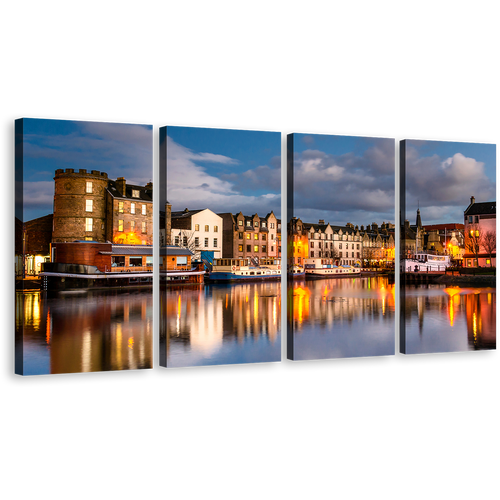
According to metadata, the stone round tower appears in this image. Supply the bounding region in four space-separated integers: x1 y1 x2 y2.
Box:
52 169 109 243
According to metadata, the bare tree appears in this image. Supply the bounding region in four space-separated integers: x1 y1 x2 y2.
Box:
173 229 200 256
483 230 496 267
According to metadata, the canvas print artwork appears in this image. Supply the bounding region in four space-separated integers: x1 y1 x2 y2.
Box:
287 133 396 361
15 118 153 375
400 139 496 354
160 126 281 367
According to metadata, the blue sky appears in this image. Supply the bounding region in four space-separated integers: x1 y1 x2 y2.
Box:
18 118 152 221
19 121 491 228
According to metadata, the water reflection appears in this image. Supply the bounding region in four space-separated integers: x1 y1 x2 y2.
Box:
404 285 496 353
16 291 153 375
163 282 281 367
288 277 395 360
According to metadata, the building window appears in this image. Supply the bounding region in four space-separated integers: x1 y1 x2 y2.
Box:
85 218 93 232
174 236 179 245
254 245 259 252
262 245 267 252
129 256 142 267
86 199 93 212
146 257 153 267
195 224 200 231
246 245 251 252
204 225 209 232
213 238 218 247
86 181 93 193
132 189 140 198
238 220 243 226
352 252 354 258
262 222 266 228
238 232 243 239
183 236 188 246
339 243 342 249
254 234 259 240
475 230 480 237
112 256 125 267
131 220 136 232
487 259 491 265
278 224 281 230
84 236 92 241
204 238 209 248
131 203 136 214
311 251 314 257
254 222 259 227
271 246 274 252
475 216 479 223
246 233 250 240
118 201 124 213
262 234 267 241
142 221 147 233
311 242 314 248
271 234 274 240
195 237 199 247
142 204 146 215
118 220 124 232
339 251 342 258
238 245 243 252
246 220 251 226
214 225 218 232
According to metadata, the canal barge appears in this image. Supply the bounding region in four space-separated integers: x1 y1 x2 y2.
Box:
206 258 281 283
40 262 153 292
402 253 451 272
304 258 361 279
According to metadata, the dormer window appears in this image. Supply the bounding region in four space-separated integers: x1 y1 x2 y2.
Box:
254 222 259 227
132 189 140 198
262 222 266 228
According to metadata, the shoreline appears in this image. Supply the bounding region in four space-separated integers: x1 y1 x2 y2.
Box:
434 274 496 287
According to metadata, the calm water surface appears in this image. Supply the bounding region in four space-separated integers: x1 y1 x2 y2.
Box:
21 281 490 373
16 290 153 375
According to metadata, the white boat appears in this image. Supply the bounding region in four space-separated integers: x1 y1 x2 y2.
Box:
206 258 281 282
304 258 361 278
402 253 451 272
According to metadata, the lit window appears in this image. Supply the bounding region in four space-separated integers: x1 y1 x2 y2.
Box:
118 201 124 213
131 203 136 214
118 220 124 232
254 222 259 227
238 220 243 226
85 218 93 232
86 181 93 193
84 236 92 241
86 199 93 212
262 222 266 228
254 234 259 240
142 221 147 233
470 230 474 236
204 238 209 248
238 245 243 252
214 238 218 247
214 225 218 232
195 224 200 231
142 204 146 215
475 230 479 237
246 220 251 226
254 245 259 252
246 234 250 240
131 220 136 232
205 225 209 232
132 189 140 198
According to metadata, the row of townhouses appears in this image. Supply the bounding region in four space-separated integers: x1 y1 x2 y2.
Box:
22 179 491 277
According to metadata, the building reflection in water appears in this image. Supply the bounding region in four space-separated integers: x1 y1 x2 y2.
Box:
16 291 153 375
166 277 395 367
164 282 281 367
404 285 496 353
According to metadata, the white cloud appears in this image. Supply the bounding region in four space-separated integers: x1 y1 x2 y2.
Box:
166 136 281 217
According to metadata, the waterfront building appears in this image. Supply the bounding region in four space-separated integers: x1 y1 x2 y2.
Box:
218 211 281 262
170 208 223 260
52 168 153 245
51 241 153 272
463 196 496 267
22 214 53 275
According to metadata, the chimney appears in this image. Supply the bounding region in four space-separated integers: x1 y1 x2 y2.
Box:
116 177 126 196
318 219 325 225
470 196 475 205
360 225 364 231
145 182 153 189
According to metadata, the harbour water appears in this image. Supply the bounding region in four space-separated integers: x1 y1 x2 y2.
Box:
18 280 491 374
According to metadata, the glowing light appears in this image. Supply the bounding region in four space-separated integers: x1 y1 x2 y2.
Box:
128 337 134 350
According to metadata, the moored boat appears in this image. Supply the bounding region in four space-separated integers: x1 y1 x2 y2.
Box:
206 258 281 283
304 258 361 279
402 253 451 272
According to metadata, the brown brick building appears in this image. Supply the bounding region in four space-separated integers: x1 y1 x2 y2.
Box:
52 168 153 245
218 211 281 262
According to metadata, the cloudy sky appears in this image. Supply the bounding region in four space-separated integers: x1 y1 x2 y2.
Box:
20 122 492 229
18 119 152 221
404 140 496 225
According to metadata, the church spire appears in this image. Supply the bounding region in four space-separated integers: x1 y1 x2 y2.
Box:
416 207 422 228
